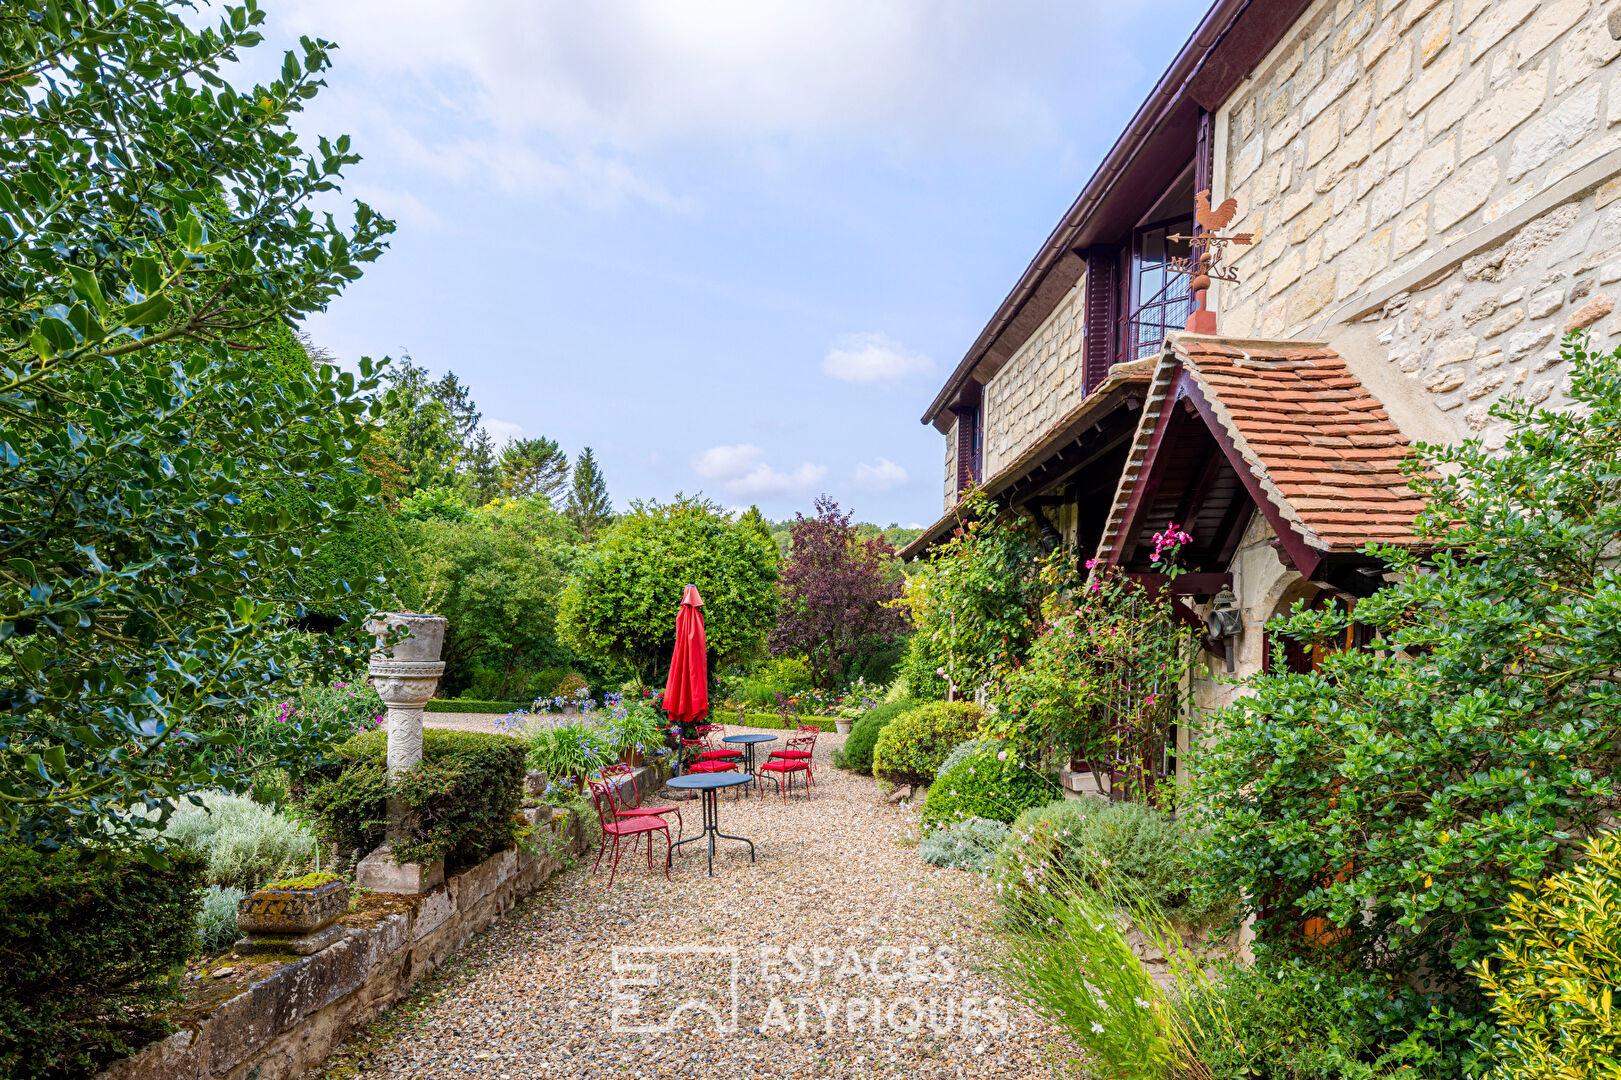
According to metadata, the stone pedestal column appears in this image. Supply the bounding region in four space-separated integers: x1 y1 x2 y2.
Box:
355 612 447 895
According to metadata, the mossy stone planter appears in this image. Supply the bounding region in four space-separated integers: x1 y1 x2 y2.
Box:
237 878 349 936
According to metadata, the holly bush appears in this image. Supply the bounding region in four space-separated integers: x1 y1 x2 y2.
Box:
1187 334 1621 1070
0 1 395 854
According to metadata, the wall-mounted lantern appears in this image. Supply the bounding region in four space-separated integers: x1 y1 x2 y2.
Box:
1205 585 1243 673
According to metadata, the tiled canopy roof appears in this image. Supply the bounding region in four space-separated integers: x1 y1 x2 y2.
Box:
1100 334 1423 563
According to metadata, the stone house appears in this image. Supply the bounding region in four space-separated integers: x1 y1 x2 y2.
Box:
901 0 1621 787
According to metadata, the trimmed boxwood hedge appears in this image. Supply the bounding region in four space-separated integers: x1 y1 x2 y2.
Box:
872 701 986 787
833 699 919 774
425 699 528 714
294 728 526 870
0 843 206 1079
734 713 838 732
921 740 1059 829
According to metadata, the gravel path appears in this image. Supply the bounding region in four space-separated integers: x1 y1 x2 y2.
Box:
423 713 516 736
313 726 1056 1079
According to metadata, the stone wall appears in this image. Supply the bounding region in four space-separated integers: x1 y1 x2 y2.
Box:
981 280 1087 478
96 807 590 1080
1215 0 1621 447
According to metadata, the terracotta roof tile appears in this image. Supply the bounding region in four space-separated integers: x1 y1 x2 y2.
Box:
1174 336 1423 551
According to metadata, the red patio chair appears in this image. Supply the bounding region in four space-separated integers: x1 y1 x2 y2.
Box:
601 763 683 841
766 723 820 786
586 776 671 888
696 724 743 763
759 731 815 801
680 739 743 799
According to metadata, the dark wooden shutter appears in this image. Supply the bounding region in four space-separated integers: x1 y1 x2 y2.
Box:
1084 249 1117 393
1194 108 1213 210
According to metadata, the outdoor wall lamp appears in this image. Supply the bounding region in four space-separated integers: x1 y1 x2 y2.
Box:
1206 585 1243 673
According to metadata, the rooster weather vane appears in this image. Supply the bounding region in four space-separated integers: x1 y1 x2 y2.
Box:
1166 190 1254 335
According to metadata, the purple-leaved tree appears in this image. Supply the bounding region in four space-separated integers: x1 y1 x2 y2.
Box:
769 496 910 689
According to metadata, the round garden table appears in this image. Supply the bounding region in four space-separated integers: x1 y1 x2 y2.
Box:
665 772 756 876
722 732 777 785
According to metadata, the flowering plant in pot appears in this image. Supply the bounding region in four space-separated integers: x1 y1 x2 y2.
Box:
604 692 666 768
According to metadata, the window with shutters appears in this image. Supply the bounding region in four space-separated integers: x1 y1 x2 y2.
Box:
1127 217 1194 360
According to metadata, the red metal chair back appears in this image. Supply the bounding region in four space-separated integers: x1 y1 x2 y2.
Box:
601 762 641 808
585 777 621 831
786 731 816 756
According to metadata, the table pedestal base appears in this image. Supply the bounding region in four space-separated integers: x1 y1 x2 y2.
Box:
668 787 756 876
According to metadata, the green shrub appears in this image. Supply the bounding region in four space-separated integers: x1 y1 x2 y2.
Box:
735 712 837 732
294 728 526 870
161 791 316 891
832 699 918 773
1476 829 1621 1080
1176 958 1423 1079
919 816 1009 872
922 741 1058 829
196 885 246 954
996 798 1234 930
871 701 984 786
0 843 205 1079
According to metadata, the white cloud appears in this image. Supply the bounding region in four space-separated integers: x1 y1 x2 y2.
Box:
822 332 932 384
853 457 909 492
262 0 1163 205
693 443 765 479
692 443 824 497
483 419 527 447
725 462 827 498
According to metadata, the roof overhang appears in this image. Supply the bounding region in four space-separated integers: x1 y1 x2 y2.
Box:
920 0 1316 430
899 360 1153 560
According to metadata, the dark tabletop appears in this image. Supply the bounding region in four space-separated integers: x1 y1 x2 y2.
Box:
722 733 778 744
667 772 754 790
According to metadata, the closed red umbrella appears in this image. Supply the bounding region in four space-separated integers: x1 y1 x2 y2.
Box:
663 584 708 728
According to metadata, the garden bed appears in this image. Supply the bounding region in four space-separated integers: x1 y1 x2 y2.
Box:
94 808 587 1080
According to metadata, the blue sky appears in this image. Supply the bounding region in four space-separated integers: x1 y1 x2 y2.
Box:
247 1 1212 526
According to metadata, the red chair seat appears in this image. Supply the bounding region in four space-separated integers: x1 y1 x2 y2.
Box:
687 760 736 773
759 759 807 773
698 749 742 760
605 815 669 836
767 749 811 759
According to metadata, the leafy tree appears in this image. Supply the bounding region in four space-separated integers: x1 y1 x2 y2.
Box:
769 496 909 689
0 1 395 852
564 446 614 541
403 502 574 701
463 426 502 506
500 436 569 504
558 496 779 684
1188 335 1621 1070
396 485 472 523
899 490 1050 700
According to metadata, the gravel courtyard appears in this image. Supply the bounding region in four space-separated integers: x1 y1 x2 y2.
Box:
313 727 1053 1079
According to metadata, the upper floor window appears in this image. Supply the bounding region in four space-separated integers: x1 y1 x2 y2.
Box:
1129 217 1194 359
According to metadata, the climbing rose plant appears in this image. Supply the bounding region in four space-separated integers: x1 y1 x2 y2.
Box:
899 489 1053 700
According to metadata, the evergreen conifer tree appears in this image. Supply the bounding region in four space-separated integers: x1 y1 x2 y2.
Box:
565 447 614 541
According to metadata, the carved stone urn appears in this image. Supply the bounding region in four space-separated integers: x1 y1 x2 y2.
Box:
355 612 448 894
234 877 350 956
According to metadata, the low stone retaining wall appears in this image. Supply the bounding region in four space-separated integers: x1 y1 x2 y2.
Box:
97 809 590 1080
